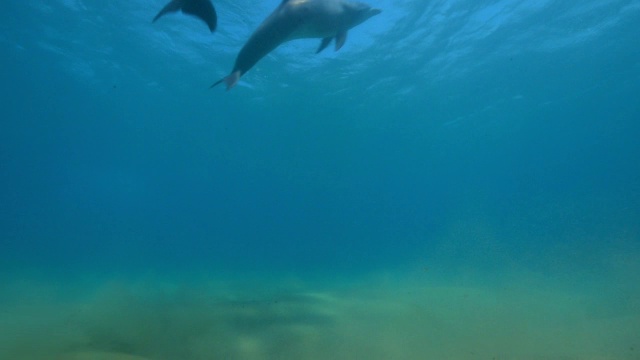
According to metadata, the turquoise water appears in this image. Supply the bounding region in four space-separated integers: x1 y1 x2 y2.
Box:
1 0 639 359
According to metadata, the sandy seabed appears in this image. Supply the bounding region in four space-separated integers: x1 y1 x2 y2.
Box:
1 272 638 360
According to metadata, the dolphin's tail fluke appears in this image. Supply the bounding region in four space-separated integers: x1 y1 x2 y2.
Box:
152 0 217 33
211 71 241 91
152 0 181 23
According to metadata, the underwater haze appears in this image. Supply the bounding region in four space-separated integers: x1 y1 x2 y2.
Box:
1 0 640 359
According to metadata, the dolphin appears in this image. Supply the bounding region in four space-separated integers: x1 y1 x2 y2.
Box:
212 0 381 90
152 0 217 32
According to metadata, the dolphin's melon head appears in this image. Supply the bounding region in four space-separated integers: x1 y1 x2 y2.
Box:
344 2 381 28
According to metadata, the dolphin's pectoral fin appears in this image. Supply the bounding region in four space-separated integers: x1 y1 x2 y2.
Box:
152 0 183 23
316 37 333 54
153 0 217 32
182 0 217 32
335 30 348 51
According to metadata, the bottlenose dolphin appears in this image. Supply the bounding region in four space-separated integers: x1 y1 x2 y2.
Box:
152 0 217 32
212 0 381 90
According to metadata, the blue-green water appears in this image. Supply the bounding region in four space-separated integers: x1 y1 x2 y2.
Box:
1 0 639 359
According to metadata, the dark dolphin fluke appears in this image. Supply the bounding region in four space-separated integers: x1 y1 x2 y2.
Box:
152 0 217 32
211 0 381 90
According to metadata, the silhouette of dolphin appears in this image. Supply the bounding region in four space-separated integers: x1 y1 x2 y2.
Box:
152 0 217 32
212 0 381 90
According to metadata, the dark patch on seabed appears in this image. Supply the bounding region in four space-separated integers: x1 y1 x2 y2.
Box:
1 271 638 360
